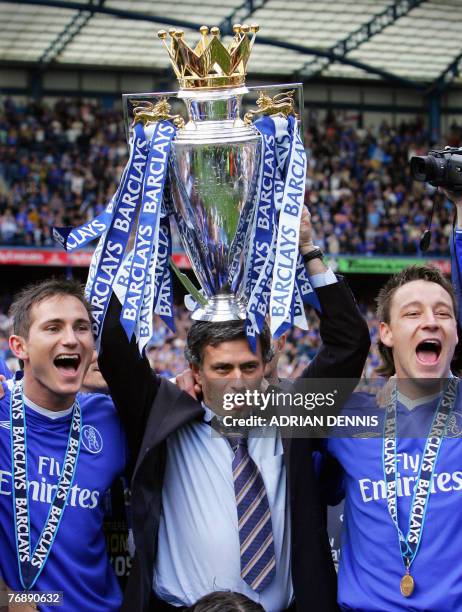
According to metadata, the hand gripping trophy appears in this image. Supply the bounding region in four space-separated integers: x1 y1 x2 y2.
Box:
53 25 318 352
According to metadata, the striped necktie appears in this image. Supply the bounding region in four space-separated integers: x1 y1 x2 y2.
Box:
229 434 276 592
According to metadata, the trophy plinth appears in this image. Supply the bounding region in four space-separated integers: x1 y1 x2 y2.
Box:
191 293 247 322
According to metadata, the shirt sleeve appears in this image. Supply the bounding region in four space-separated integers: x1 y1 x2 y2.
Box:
309 269 337 288
99 295 159 473
0 360 12 380
451 230 462 328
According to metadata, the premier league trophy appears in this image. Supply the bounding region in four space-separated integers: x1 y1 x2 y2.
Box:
160 25 261 322
54 24 318 352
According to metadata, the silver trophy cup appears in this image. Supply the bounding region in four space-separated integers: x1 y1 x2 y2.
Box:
169 86 261 321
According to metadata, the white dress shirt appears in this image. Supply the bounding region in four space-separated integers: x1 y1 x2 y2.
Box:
153 411 293 610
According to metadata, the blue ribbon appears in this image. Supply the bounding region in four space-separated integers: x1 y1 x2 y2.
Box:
53 160 130 251
295 253 320 310
120 121 176 341
270 116 308 339
244 117 277 349
86 122 148 347
154 217 175 332
54 119 179 352
245 235 277 352
247 117 276 295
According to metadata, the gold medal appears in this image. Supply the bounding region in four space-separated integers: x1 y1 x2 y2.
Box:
400 573 415 597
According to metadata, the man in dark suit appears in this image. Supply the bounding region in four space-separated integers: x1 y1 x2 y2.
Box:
99 208 370 612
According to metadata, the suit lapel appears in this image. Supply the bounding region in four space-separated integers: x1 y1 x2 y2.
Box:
133 377 204 477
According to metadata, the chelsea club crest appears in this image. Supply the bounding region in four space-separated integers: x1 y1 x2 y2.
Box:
82 425 103 454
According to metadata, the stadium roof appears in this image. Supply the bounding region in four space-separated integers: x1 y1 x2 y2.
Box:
2 0 462 91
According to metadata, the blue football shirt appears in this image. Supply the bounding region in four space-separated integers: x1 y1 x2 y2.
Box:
328 389 462 611
0 359 12 379
0 385 126 611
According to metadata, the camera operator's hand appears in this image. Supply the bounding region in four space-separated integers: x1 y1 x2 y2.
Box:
441 188 462 229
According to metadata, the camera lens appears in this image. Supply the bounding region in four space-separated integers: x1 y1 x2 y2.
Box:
410 156 440 182
410 157 426 181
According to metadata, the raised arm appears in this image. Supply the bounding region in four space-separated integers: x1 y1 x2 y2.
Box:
451 190 462 230
297 207 370 383
99 295 159 468
443 189 462 328
300 279 370 382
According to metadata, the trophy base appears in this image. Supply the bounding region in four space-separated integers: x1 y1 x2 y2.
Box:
192 294 246 322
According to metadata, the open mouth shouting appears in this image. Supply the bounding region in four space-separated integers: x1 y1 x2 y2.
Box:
53 353 82 377
415 339 442 366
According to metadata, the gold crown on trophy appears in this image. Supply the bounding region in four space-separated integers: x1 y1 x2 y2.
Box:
157 24 259 89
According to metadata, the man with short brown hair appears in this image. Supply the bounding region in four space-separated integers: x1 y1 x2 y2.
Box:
327 264 462 611
375 265 458 378
0 279 126 612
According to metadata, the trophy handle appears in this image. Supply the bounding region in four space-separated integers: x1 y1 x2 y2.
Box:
245 82 304 135
243 89 298 124
122 91 182 144
131 98 185 129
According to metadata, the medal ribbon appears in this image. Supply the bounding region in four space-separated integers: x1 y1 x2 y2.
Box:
383 377 458 571
10 381 82 590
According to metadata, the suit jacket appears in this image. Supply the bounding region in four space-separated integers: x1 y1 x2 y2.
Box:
99 279 370 612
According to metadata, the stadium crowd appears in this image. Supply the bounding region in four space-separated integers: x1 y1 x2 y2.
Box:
305 110 460 256
0 97 459 254
0 97 126 247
